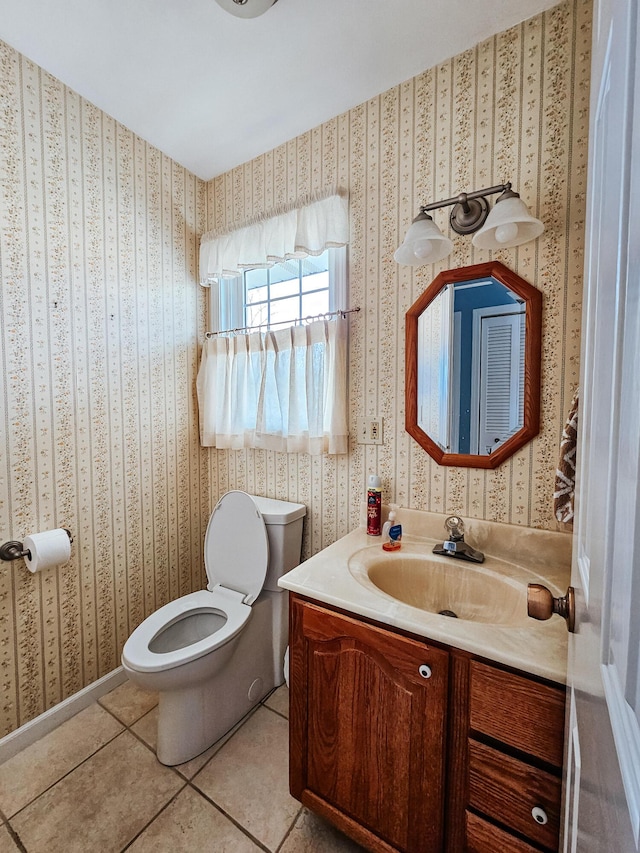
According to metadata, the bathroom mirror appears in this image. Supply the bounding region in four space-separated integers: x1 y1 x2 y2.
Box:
405 261 541 468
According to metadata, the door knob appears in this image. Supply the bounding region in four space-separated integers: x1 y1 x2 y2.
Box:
527 584 575 633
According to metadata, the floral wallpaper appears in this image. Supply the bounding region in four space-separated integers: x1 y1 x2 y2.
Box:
0 0 590 737
206 0 591 559
0 42 209 736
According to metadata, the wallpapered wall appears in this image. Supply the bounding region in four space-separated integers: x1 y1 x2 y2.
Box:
0 43 209 735
0 0 590 737
206 0 591 559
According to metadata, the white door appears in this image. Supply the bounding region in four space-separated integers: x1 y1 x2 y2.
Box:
562 0 640 849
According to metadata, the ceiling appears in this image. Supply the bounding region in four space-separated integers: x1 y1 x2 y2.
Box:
0 0 559 181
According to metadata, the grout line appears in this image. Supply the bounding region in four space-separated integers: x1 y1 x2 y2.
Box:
186 783 275 853
3 820 28 853
119 783 190 852
95 699 158 730
124 720 161 755
261 702 289 722
274 805 304 852
6 726 126 822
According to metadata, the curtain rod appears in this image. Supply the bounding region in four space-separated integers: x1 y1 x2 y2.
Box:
205 307 360 339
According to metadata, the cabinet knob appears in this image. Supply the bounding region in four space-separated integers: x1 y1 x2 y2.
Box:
527 584 575 633
418 664 432 679
531 806 548 825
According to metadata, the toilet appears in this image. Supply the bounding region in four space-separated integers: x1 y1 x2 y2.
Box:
121 490 305 766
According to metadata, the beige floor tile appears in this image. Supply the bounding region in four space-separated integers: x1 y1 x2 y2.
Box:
280 808 367 852
263 684 289 718
0 703 124 817
98 679 158 725
173 736 227 780
130 706 159 751
192 706 300 851
127 786 261 852
11 731 183 853
0 825 20 853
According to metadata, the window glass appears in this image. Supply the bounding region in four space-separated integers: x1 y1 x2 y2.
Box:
242 249 330 330
269 260 299 284
302 271 329 293
270 296 299 326
270 279 300 300
302 291 329 317
245 267 268 288
246 302 268 328
246 284 268 305
210 246 345 335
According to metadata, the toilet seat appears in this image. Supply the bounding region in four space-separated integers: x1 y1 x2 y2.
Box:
121 588 251 674
204 490 269 603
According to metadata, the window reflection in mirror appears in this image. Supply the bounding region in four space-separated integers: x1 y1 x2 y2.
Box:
406 262 541 469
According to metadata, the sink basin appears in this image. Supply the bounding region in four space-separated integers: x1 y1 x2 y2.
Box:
348 545 529 626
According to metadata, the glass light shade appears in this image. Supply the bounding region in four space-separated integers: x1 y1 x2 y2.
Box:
472 194 544 249
394 214 454 266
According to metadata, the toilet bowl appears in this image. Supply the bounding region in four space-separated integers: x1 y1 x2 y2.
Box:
122 490 305 765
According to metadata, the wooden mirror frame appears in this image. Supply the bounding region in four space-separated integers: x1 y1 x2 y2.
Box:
405 261 542 468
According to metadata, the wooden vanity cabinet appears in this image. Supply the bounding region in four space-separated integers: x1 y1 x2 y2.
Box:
289 594 566 853
289 595 449 853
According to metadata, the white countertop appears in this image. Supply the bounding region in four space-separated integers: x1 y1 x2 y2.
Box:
279 507 572 685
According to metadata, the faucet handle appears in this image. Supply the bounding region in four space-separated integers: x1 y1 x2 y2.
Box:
444 515 465 540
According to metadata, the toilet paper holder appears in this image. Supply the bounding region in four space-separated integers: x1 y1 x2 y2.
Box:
0 529 73 562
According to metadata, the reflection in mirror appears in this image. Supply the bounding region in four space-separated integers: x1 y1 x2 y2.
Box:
417 277 525 455
406 262 541 469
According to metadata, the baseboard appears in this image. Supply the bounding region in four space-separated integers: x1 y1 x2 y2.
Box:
0 667 128 764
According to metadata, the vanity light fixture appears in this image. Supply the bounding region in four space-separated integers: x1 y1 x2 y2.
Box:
213 0 278 18
394 182 544 266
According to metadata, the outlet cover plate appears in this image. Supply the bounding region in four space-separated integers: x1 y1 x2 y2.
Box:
357 416 384 445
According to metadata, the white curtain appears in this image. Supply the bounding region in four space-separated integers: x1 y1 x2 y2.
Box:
197 318 348 454
199 193 349 283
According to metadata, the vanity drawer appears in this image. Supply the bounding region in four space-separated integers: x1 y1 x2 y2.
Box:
468 739 561 850
469 661 565 766
465 810 542 853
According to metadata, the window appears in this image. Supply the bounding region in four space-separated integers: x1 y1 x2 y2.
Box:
198 194 349 454
210 246 346 335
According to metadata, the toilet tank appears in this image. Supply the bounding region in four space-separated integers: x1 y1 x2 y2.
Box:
250 495 306 591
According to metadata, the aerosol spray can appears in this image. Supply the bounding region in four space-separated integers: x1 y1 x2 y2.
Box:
367 475 382 536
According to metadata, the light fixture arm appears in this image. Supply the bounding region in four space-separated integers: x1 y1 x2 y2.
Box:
419 182 512 215
421 183 516 235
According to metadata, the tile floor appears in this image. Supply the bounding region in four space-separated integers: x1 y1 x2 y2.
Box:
0 680 365 852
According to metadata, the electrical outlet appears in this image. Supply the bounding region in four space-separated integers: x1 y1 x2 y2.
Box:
357 416 384 445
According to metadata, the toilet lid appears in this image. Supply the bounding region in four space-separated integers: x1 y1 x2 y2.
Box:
204 491 269 604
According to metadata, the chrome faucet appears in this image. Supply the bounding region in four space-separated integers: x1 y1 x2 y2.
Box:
432 516 484 563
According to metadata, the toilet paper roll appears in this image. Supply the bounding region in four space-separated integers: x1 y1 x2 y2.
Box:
23 529 71 573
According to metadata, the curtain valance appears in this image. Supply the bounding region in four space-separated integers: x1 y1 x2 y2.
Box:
199 192 349 284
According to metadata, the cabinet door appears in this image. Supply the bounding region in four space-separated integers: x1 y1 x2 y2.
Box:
290 597 448 853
